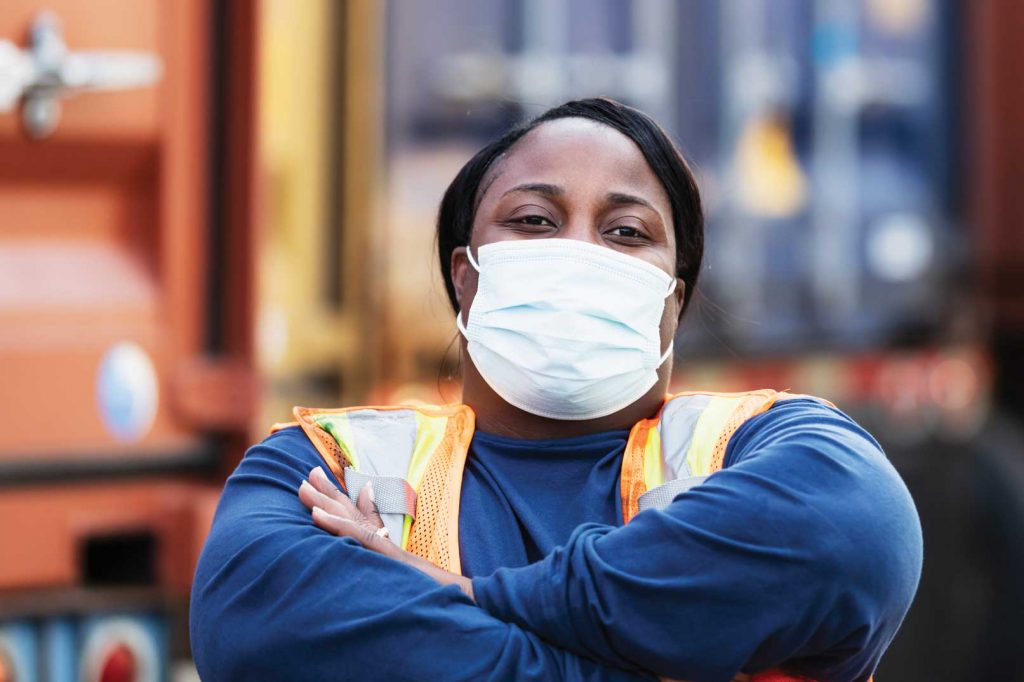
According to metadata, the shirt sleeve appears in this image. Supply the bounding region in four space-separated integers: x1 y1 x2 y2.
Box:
470 399 923 682
189 426 652 682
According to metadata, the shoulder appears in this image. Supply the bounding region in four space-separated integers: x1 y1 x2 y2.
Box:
250 424 323 468
723 396 908 520
645 394 922 679
725 396 922 599
262 423 315 449
221 425 334 496
726 395 884 468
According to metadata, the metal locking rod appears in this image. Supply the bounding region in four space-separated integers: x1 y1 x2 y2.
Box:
0 11 163 138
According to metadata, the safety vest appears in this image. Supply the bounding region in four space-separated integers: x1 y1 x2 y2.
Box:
273 389 868 682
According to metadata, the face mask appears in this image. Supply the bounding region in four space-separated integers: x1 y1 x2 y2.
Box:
456 238 676 421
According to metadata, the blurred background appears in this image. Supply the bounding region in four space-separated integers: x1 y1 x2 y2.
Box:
1 0 1023 680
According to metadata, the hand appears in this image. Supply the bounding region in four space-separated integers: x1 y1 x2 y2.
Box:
298 466 475 600
298 466 398 558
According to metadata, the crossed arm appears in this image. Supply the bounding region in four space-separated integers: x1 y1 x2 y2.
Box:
192 401 921 682
297 400 923 682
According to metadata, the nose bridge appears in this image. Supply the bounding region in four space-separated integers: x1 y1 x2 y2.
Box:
560 212 603 246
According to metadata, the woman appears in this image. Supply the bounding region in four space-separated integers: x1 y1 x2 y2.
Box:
191 98 922 682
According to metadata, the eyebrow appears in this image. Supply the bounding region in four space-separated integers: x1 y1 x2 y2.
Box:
501 184 657 213
605 191 657 213
500 182 564 199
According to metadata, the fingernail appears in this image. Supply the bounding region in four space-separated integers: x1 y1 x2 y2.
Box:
299 480 310 492
365 482 375 503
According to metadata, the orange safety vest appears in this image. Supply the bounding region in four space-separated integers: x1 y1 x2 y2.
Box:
273 389 871 682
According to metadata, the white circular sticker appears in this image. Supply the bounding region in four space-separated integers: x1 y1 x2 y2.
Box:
96 342 159 443
867 213 934 283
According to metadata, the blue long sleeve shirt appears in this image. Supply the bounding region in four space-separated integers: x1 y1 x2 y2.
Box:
191 398 921 681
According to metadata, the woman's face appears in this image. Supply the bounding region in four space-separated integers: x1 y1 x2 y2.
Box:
453 117 686 364
451 117 687 426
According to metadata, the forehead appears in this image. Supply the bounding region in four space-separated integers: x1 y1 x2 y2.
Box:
482 118 670 206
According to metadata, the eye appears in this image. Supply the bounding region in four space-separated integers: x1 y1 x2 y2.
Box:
508 214 557 229
608 225 648 240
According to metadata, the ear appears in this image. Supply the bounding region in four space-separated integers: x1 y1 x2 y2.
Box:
673 278 687 324
451 246 471 308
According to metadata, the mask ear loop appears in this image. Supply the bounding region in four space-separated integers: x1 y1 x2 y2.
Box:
658 277 678 364
456 245 480 338
465 244 481 272
659 342 674 366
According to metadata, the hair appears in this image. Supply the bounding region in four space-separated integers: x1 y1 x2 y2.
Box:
436 97 704 316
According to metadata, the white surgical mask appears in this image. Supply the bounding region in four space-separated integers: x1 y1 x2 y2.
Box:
456 238 676 420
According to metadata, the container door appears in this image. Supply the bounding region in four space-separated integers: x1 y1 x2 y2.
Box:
0 1 256 466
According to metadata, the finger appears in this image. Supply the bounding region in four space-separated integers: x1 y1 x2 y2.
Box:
308 467 360 512
309 466 347 499
355 482 386 531
312 506 400 559
299 480 360 521
312 506 371 544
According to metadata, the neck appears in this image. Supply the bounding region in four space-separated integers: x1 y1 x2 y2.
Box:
460 365 667 440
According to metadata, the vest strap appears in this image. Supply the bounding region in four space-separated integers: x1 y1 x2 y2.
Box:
637 475 709 512
343 467 417 519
